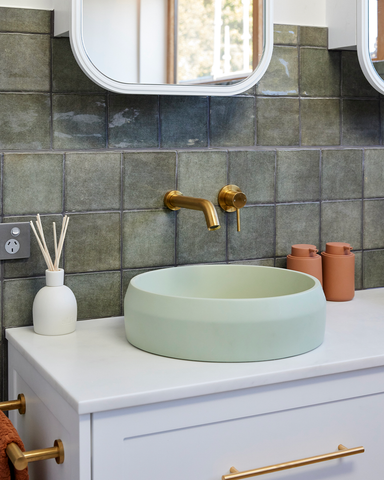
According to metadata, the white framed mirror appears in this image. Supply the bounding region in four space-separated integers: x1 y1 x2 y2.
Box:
69 0 273 95
357 0 384 94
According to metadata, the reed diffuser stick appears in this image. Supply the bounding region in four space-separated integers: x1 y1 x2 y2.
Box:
54 216 69 270
30 215 70 272
35 214 54 270
30 221 53 270
53 222 58 262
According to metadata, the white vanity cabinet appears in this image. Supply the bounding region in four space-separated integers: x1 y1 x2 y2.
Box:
7 288 384 480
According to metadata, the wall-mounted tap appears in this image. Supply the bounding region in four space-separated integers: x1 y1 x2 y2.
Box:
218 185 247 232
164 191 220 231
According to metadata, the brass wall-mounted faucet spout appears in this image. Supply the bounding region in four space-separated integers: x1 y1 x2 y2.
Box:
164 190 220 231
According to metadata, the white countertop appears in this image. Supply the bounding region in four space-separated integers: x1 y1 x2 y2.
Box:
6 288 384 415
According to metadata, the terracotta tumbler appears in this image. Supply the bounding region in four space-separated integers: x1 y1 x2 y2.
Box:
321 242 355 301
287 244 323 285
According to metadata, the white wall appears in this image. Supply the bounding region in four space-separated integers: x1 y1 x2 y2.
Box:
274 0 326 27
1 0 328 27
0 0 52 8
0 0 330 28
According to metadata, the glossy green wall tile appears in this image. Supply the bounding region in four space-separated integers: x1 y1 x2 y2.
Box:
322 150 363 200
0 7 50 33
66 152 121 212
0 34 50 91
109 95 159 148
3 154 63 215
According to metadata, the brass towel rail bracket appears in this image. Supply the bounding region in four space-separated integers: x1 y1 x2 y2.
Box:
222 444 365 479
0 394 26 415
6 439 64 471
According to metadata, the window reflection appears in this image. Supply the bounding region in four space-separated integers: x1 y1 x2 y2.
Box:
174 0 262 85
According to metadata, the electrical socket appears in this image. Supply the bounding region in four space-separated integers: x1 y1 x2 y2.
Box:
0 223 30 260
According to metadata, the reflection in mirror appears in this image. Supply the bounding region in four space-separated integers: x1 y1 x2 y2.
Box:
368 0 384 79
357 0 384 93
82 0 263 86
174 0 263 85
71 0 272 95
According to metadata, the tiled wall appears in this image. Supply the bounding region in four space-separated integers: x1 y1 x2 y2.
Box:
2 8 384 399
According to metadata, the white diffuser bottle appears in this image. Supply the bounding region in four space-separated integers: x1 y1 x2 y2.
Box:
33 269 77 336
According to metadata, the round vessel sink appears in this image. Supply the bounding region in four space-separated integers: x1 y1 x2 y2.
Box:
124 265 326 362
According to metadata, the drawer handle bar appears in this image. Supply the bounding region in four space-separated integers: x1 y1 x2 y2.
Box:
0 394 26 414
6 439 64 470
222 444 365 480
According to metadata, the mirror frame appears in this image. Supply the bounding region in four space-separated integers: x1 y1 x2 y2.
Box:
357 0 384 94
69 0 274 95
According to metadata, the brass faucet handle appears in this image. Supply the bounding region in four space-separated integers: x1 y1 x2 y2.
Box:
218 185 247 232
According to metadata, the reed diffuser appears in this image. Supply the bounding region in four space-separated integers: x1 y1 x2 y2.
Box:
31 214 77 336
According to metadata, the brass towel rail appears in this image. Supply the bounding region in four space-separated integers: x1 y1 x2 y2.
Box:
0 394 26 414
222 444 365 479
6 439 64 470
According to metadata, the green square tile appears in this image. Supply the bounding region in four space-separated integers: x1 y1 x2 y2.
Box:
123 152 176 209
53 94 107 149
4 215 63 278
342 51 379 97
274 25 298 45
4 154 63 215
3 277 45 327
160 96 208 148
230 258 275 266
275 257 287 268
363 249 384 288
364 149 384 198
228 150 275 204
228 206 275 260
210 96 255 146
123 211 175 268
300 48 340 97
364 199 384 249
354 250 363 290
0 33 50 91
64 213 121 273
342 100 380 146
299 27 328 47
301 99 340 146
256 46 299 96
65 272 121 320
276 203 320 256
52 38 105 93
176 208 226 264
276 150 320 202
66 153 121 211
257 97 299 146
0 7 51 33
322 149 363 200
178 151 227 205
0 94 50 149
108 95 159 148
380 100 384 141
321 200 362 251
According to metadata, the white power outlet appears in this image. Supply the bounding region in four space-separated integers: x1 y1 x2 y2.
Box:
0 223 30 260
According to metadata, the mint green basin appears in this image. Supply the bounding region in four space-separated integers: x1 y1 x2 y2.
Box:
124 265 326 362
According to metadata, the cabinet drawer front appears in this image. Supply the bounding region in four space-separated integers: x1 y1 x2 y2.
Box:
93 393 382 480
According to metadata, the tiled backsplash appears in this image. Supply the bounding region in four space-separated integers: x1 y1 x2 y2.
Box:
2 8 384 399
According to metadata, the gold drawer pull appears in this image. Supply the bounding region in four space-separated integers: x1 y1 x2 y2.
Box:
0 394 26 414
6 439 64 470
222 444 365 479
